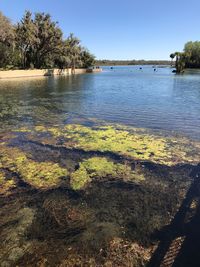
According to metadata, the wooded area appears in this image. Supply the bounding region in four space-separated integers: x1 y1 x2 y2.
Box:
0 11 95 70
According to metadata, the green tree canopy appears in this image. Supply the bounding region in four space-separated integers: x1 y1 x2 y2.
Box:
184 41 200 68
170 41 200 72
0 11 15 45
0 10 95 70
0 11 16 68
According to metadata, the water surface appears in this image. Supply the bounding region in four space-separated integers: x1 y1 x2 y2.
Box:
1 66 200 266
1 65 200 139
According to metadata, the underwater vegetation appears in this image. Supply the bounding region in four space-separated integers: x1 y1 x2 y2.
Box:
0 169 16 195
30 124 200 166
0 143 144 191
0 205 36 267
70 157 144 190
0 122 200 266
2 122 199 192
0 145 67 190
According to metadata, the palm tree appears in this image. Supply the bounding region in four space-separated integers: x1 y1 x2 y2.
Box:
66 33 81 74
169 53 175 66
174 52 185 73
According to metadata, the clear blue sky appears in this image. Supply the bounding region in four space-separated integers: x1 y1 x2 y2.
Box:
0 0 200 60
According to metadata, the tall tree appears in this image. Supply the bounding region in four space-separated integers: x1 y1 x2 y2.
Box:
173 52 185 73
0 11 15 45
32 12 63 68
0 11 15 68
15 11 37 68
66 33 81 73
16 11 63 68
0 10 95 70
184 41 200 68
80 47 95 68
170 53 175 66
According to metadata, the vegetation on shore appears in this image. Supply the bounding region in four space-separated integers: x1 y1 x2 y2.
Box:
0 11 95 70
170 41 200 73
96 59 171 66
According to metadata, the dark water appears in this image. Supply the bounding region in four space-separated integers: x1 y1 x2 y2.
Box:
0 65 200 139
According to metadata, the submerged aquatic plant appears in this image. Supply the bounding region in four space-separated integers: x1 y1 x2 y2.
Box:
31 124 200 166
71 165 91 191
0 206 36 266
0 170 16 195
1 123 197 266
0 145 68 189
20 161 67 189
70 157 144 190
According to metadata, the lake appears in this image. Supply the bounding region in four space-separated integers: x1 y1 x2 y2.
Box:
0 65 200 139
1 66 200 267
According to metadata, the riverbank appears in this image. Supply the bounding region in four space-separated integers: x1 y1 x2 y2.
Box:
0 68 102 79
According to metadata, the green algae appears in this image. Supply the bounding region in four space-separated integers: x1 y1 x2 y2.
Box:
20 161 67 189
71 165 91 190
70 157 144 190
0 170 16 195
0 145 68 190
29 124 200 166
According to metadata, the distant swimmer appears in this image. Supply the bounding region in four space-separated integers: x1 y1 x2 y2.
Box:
154 68 156 72
139 67 142 70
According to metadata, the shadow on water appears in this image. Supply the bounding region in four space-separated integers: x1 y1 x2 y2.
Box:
147 164 200 267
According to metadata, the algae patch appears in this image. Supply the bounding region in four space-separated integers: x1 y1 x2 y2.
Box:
71 165 91 190
0 145 68 190
31 124 200 166
0 170 16 195
21 161 67 189
70 157 144 190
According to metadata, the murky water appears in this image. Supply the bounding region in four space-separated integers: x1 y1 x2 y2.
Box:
1 67 200 266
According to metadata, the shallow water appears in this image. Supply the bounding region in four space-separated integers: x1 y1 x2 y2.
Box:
1 66 200 266
0 66 200 139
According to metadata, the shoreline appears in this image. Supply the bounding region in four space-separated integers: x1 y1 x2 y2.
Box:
0 68 102 79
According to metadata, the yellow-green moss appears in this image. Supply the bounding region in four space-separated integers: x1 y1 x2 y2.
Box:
19 123 200 166
0 145 68 189
20 161 67 189
70 165 91 190
83 157 117 177
62 125 200 165
0 170 16 195
14 124 200 166
70 157 144 190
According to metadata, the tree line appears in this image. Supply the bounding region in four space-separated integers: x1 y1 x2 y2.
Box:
96 59 171 66
170 41 200 73
0 11 95 70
